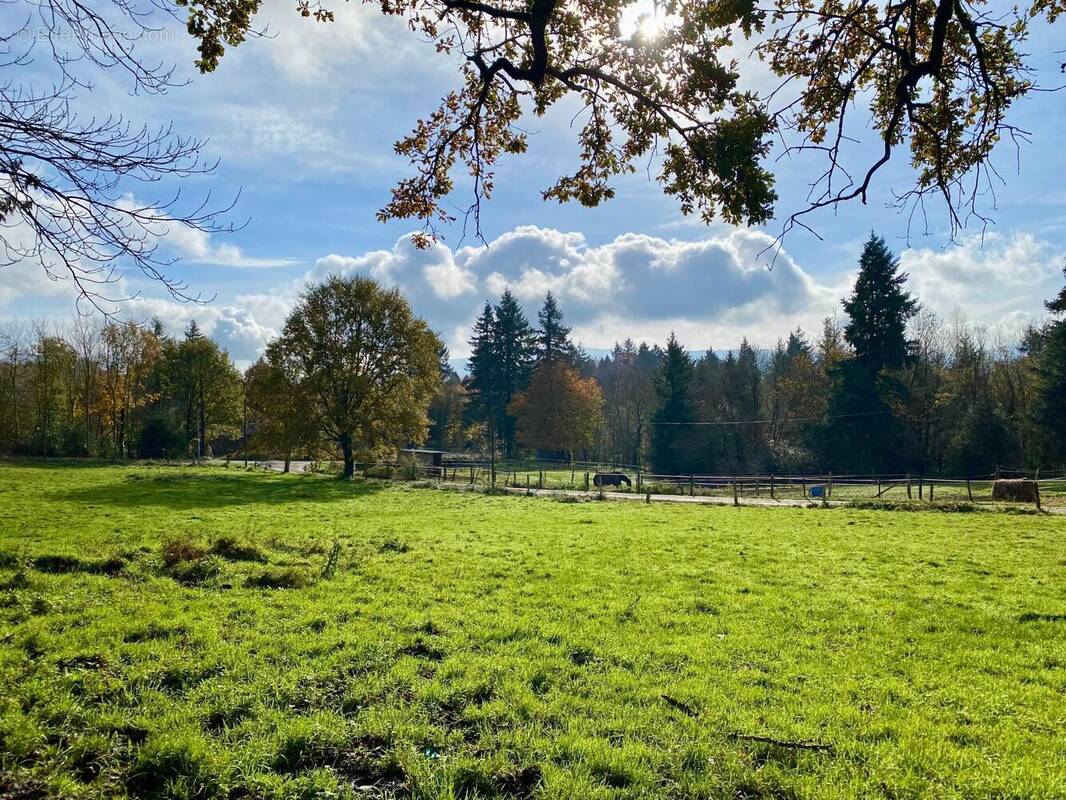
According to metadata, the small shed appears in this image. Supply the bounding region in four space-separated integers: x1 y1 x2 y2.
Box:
400 448 444 468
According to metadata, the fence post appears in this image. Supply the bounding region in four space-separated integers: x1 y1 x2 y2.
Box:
637 471 642 493
385 463 391 480
918 476 924 500
539 470 544 489
802 477 807 498
770 475 775 500
689 475 694 496
824 473 832 506
646 489 651 504
876 477 881 497
929 482 934 503
470 466 474 484
732 479 739 506
1035 468 1042 511
906 474 912 499
967 478 973 502
584 472 590 492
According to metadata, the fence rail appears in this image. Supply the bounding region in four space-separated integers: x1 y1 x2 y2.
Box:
323 460 1064 510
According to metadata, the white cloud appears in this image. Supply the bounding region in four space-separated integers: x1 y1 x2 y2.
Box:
308 227 1066 358
902 233 1064 330
8 223 1061 370
160 221 297 269
126 295 282 367
312 226 835 355
249 0 447 87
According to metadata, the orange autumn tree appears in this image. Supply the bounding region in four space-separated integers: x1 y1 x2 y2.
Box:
509 362 604 461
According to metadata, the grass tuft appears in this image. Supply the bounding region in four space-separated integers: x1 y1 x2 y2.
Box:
209 536 267 563
245 566 310 589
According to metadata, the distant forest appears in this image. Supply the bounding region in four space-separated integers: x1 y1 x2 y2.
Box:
2 234 1065 476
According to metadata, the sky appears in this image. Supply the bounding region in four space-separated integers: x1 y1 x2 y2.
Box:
3 0 1065 368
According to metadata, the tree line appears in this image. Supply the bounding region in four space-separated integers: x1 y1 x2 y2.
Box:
436 233 1066 476
2 235 1064 476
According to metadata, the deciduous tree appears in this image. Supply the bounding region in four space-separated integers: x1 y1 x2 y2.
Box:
509 361 604 460
267 275 442 478
245 358 318 471
2 0 234 310
167 322 243 458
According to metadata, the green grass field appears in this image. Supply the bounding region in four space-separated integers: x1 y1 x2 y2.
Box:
1 463 1064 799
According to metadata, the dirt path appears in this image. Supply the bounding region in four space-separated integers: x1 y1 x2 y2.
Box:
493 484 835 508
456 482 1064 514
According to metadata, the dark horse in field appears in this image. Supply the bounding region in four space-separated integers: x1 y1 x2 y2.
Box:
593 472 631 488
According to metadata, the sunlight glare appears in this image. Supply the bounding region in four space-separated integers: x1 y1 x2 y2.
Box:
620 1 663 40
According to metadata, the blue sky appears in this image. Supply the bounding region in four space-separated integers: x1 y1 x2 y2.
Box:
4 0 1065 366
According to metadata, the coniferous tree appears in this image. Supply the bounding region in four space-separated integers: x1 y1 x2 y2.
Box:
466 304 497 419
843 234 919 374
827 234 918 471
535 292 574 365
1034 265 1066 462
785 328 812 361
693 348 734 472
650 333 697 473
492 290 537 454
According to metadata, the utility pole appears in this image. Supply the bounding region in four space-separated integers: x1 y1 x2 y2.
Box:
242 385 248 468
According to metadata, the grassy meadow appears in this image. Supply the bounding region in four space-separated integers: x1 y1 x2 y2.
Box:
1 462 1064 799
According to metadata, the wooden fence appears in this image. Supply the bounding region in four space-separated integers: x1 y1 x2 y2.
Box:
338 461 1064 510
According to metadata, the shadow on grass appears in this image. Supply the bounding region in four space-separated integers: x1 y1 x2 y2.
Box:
51 470 385 510
1 457 131 470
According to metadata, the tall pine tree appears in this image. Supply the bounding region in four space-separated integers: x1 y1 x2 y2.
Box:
650 333 697 473
1034 264 1066 463
535 292 574 365
826 234 918 471
466 302 499 448
842 234 918 373
492 290 537 455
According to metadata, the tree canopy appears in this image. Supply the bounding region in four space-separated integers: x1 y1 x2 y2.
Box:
650 332 697 473
267 275 442 477
186 0 1065 243
509 361 604 459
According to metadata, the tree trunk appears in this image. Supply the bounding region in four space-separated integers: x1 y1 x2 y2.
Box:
197 381 207 459
283 449 291 474
340 433 354 479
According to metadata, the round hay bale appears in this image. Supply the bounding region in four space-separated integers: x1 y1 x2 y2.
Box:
991 479 1039 503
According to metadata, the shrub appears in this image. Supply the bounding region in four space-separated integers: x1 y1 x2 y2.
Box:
397 454 423 481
